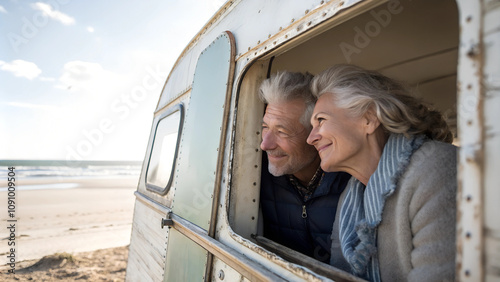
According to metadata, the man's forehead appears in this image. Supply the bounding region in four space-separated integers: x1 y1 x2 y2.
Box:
263 102 305 129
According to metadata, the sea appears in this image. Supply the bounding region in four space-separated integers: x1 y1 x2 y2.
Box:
0 160 142 191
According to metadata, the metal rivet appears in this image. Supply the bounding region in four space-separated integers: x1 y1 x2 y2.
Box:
218 270 225 280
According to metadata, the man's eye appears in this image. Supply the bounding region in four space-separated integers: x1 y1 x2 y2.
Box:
278 131 289 136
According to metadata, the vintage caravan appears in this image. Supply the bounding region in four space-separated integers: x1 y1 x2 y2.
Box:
126 0 500 281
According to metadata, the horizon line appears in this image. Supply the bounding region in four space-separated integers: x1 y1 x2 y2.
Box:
0 159 143 166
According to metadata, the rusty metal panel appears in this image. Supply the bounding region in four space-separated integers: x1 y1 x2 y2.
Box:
456 0 484 281
482 0 500 280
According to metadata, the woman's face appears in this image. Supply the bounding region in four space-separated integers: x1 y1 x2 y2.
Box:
306 93 368 173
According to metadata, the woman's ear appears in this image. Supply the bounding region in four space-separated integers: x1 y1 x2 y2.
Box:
364 107 380 135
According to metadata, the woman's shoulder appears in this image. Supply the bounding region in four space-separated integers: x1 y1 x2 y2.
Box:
410 139 457 168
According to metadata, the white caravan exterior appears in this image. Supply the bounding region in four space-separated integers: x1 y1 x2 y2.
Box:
126 0 500 281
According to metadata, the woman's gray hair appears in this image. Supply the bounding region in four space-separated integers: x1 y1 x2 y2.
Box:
311 64 453 143
259 71 315 129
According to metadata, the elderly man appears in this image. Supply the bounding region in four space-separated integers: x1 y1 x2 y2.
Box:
259 71 350 263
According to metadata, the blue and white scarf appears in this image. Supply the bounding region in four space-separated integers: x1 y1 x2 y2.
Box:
339 134 426 281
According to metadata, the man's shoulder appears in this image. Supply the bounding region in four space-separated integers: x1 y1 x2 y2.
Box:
317 171 351 195
322 171 351 184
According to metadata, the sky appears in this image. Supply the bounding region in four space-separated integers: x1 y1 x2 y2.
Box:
0 0 226 161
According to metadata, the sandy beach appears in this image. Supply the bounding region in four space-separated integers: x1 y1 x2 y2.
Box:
1 176 137 280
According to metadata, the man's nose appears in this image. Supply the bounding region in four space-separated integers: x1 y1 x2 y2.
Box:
307 127 320 146
260 131 277 151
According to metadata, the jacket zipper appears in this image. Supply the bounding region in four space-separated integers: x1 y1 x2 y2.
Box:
302 205 307 218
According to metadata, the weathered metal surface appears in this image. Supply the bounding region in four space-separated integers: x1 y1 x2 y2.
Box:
254 235 366 282
212 257 251 282
126 198 169 282
168 211 287 281
482 0 500 280
456 0 484 281
163 227 208 281
171 32 234 230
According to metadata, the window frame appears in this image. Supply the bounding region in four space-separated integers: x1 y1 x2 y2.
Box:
145 103 184 195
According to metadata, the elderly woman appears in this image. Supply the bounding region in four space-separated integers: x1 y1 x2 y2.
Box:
306 64 456 281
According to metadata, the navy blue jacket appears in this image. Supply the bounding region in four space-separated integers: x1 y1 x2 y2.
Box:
260 157 350 263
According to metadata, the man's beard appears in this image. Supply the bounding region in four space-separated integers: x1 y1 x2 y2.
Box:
266 150 308 177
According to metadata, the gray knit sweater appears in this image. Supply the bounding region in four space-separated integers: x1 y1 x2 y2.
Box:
330 140 457 281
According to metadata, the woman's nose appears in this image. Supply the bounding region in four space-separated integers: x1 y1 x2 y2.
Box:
307 127 320 145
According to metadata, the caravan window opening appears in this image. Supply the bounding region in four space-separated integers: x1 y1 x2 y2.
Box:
228 0 459 277
145 104 184 195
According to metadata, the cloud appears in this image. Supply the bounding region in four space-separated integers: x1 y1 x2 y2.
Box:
0 59 42 79
3 101 58 110
56 60 121 94
31 2 75 25
0 5 7 13
39 76 56 82
87 26 94 33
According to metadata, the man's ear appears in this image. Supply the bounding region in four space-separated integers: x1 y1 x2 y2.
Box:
364 107 380 135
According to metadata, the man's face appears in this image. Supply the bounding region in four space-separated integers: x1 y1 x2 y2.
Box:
260 99 319 178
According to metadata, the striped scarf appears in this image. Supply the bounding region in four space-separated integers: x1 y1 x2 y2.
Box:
339 134 426 281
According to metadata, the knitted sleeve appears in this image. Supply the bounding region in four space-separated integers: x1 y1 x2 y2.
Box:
406 141 457 281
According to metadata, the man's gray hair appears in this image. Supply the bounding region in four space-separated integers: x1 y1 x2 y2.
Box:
259 71 315 128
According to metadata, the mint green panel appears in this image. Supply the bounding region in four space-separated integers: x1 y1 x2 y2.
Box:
164 228 208 281
172 32 233 230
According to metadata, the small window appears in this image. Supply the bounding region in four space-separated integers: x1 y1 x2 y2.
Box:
145 104 183 194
